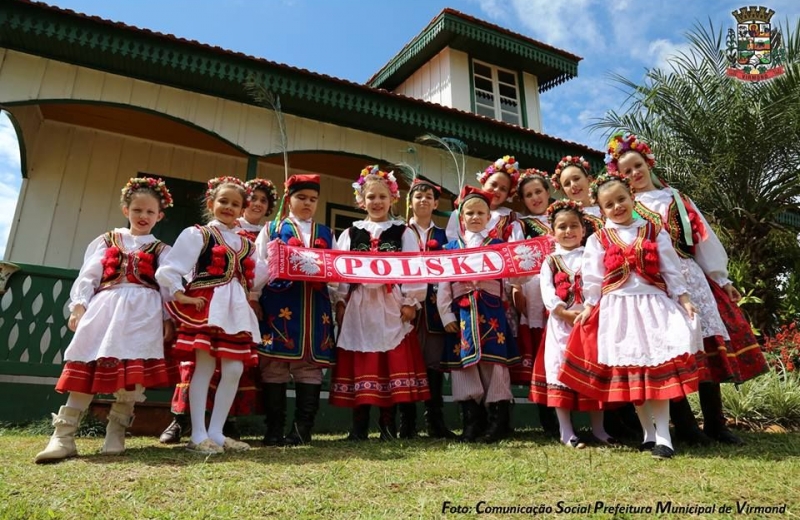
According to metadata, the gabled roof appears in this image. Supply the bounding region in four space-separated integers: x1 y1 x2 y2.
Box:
0 1 602 170
368 8 582 93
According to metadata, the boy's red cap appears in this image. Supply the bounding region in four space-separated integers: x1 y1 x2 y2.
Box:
456 185 493 208
286 174 320 194
409 178 442 197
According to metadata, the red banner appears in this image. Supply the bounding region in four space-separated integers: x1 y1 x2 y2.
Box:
267 237 554 284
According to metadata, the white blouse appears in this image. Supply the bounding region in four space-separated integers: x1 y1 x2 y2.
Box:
635 188 731 287
581 219 689 306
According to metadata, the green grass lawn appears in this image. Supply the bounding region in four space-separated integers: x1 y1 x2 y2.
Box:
1 430 798 520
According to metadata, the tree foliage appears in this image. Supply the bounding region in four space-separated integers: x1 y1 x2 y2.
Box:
591 19 800 332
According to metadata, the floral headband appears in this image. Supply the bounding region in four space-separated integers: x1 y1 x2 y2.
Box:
605 132 656 174
352 165 400 205
245 178 278 216
518 168 551 192
206 176 251 200
590 171 630 201
546 198 585 227
476 155 521 197
121 177 173 209
551 156 591 191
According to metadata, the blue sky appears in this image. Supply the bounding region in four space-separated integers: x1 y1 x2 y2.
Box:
2 0 799 258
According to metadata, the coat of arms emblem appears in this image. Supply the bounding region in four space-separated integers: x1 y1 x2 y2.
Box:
726 6 785 81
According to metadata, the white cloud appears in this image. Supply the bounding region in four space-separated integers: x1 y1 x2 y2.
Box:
506 0 603 54
0 112 22 259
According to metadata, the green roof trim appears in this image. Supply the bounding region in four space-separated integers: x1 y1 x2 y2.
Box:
0 1 602 171
368 10 581 93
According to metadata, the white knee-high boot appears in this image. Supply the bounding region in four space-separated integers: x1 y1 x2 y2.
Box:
101 402 135 455
34 406 83 463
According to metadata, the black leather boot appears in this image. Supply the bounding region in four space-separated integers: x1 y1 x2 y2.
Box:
398 403 418 439
537 404 559 439
670 397 713 446
261 383 287 446
378 405 397 441
483 401 511 443
604 404 643 441
159 414 191 444
347 405 370 441
284 383 321 446
699 382 743 445
459 400 482 443
424 370 457 439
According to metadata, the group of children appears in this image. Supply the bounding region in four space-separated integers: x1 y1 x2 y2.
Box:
34 132 768 463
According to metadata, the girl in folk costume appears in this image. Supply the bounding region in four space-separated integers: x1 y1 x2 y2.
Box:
330 166 430 440
438 187 521 443
534 199 615 449
559 173 707 459
551 156 604 241
36 178 173 463
607 132 768 444
445 155 525 242
254 174 336 446
158 178 277 444
156 176 265 454
404 178 457 439
507 169 559 437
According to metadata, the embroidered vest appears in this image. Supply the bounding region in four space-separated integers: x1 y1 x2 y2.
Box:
599 223 667 295
97 231 164 292
495 212 517 241
188 225 254 291
349 223 405 252
547 255 582 308
408 223 448 333
520 216 550 239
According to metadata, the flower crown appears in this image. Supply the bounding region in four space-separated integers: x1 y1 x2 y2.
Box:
352 165 400 204
476 155 521 197
551 156 591 191
518 168 551 191
245 178 278 216
590 171 630 201
206 176 251 201
120 177 173 209
605 132 656 174
546 198 585 227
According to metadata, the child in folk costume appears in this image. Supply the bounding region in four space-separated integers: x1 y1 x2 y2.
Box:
254 174 336 446
559 173 707 459
551 156 604 241
404 178 457 439
156 176 265 454
438 187 521 443
158 178 277 444
445 155 524 242
534 199 615 449
36 178 173 463
607 132 767 444
330 166 430 440
507 169 559 437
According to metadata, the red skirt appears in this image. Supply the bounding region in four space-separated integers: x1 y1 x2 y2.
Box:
329 332 431 407
56 357 169 395
706 277 769 383
510 326 543 385
171 326 258 367
558 305 708 405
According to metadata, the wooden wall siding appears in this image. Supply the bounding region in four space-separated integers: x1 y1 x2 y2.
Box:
522 72 542 132
448 49 472 113
395 48 453 108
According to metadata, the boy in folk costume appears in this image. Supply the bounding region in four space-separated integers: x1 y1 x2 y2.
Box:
404 178 457 439
254 174 336 446
438 186 521 443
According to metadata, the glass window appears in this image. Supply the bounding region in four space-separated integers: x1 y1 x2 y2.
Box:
471 60 521 124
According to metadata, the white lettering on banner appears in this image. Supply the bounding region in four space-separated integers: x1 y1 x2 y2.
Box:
266 237 553 284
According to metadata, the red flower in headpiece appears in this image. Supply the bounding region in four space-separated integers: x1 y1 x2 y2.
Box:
426 239 440 250
314 238 328 249
287 237 303 247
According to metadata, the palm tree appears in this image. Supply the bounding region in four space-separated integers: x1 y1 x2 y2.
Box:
591 19 800 332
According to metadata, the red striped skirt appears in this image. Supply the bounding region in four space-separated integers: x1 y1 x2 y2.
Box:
329 332 430 407
558 305 708 405
510 326 543 385
56 357 169 395
171 326 258 367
